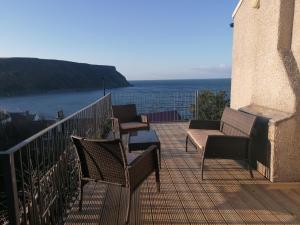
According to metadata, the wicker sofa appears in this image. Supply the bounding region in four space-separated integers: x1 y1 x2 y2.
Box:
186 107 257 179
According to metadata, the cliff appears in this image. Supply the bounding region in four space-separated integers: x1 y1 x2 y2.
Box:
0 57 130 96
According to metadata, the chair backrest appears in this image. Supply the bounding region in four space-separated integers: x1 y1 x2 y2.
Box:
220 107 256 137
112 104 137 123
71 136 128 186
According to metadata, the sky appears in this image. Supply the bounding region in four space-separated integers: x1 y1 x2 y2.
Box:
0 0 239 80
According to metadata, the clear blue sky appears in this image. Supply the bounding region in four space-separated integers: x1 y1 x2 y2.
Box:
0 1 239 80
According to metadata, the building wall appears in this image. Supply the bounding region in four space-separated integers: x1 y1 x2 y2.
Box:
292 0 300 65
231 0 296 113
231 0 257 109
231 0 300 181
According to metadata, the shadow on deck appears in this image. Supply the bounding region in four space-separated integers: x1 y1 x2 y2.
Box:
65 122 300 225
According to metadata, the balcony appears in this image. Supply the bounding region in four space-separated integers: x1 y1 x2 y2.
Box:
1 93 300 225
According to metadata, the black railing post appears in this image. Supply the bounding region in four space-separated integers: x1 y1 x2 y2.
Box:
0 153 20 225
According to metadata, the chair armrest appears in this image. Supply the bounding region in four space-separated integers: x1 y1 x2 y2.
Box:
127 145 159 190
205 135 250 159
138 114 149 124
111 117 119 126
111 117 120 137
189 120 220 129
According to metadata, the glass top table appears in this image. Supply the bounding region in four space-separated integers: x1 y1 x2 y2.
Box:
128 130 161 167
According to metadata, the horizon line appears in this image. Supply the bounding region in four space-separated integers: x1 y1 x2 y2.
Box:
128 77 231 82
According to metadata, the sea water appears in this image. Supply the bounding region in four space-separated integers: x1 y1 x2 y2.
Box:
0 79 231 119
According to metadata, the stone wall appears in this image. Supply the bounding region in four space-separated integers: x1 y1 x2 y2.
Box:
231 0 300 182
292 0 300 65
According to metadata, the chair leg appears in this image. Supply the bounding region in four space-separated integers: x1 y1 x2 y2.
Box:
79 182 84 211
248 159 254 178
185 136 188 152
125 189 132 225
201 154 205 181
156 181 161 193
155 168 160 193
248 143 254 179
158 144 162 168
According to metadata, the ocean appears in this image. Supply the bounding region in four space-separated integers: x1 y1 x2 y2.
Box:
0 79 231 119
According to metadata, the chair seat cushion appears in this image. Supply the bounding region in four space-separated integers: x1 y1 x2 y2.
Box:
120 122 148 131
187 129 224 149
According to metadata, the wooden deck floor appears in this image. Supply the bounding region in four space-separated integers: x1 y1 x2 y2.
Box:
65 122 300 225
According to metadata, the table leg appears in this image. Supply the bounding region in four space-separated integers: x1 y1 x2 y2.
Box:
158 143 161 168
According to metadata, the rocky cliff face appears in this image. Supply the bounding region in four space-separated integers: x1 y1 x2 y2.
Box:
0 57 130 96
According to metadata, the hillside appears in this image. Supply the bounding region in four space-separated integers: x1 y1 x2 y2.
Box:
0 57 130 96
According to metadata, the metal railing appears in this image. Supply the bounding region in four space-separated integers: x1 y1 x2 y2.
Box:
112 91 197 122
0 94 112 225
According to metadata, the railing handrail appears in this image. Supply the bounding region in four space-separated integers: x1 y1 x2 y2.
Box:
0 93 111 155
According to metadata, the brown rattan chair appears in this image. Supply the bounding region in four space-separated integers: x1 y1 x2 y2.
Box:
186 107 257 180
112 104 150 134
71 135 160 225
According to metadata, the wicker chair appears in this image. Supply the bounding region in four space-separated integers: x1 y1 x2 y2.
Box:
112 104 150 134
186 107 257 180
71 135 160 225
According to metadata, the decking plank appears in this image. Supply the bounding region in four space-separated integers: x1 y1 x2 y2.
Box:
117 187 128 225
98 184 121 225
242 183 300 224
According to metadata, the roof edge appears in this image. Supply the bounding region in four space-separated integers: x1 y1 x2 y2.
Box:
232 0 244 18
